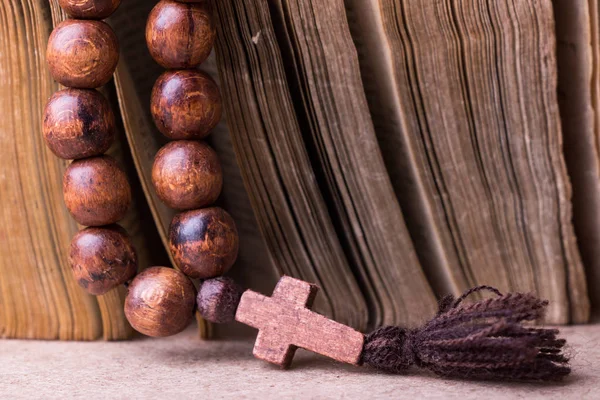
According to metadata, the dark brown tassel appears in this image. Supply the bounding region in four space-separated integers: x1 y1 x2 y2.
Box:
361 286 571 381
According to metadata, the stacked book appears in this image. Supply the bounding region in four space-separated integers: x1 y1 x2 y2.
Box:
0 0 596 340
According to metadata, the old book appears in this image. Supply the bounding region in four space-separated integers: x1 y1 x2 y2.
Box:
2 0 594 341
347 0 590 323
213 0 438 330
552 0 600 318
0 0 166 340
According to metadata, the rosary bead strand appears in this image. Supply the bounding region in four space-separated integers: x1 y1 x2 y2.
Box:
124 0 240 334
38 1 573 382
44 2 138 296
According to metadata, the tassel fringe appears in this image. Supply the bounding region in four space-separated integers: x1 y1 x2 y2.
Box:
361 286 570 381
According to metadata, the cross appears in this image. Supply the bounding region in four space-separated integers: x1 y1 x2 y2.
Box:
235 276 365 368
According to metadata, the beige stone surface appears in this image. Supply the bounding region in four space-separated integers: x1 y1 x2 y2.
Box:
1 324 598 399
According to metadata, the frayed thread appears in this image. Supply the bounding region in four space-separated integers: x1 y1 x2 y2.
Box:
361 286 570 381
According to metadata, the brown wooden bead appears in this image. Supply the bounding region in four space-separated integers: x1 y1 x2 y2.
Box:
69 225 137 295
47 20 119 88
169 207 239 279
145 0 215 69
151 70 222 139
152 141 223 210
58 0 121 19
124 266 196 337
197 277 243 323
43 88 115 160
63 155 131 226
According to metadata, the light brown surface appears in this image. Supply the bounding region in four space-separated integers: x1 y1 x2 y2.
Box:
0 324 598 399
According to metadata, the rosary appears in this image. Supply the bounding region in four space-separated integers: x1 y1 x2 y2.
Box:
43 0 571 382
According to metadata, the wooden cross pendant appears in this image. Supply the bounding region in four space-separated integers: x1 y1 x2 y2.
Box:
235 276 365 368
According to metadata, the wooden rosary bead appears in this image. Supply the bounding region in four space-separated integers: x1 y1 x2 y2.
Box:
151 70 222 139
197 277 243 323
169 207 239 279
58 0 121 19
47 20 119 88
69 225 137 295
152 141 223 210
124 267 196 337
63 155 131 226
145 0 215 69
43 88 115 160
